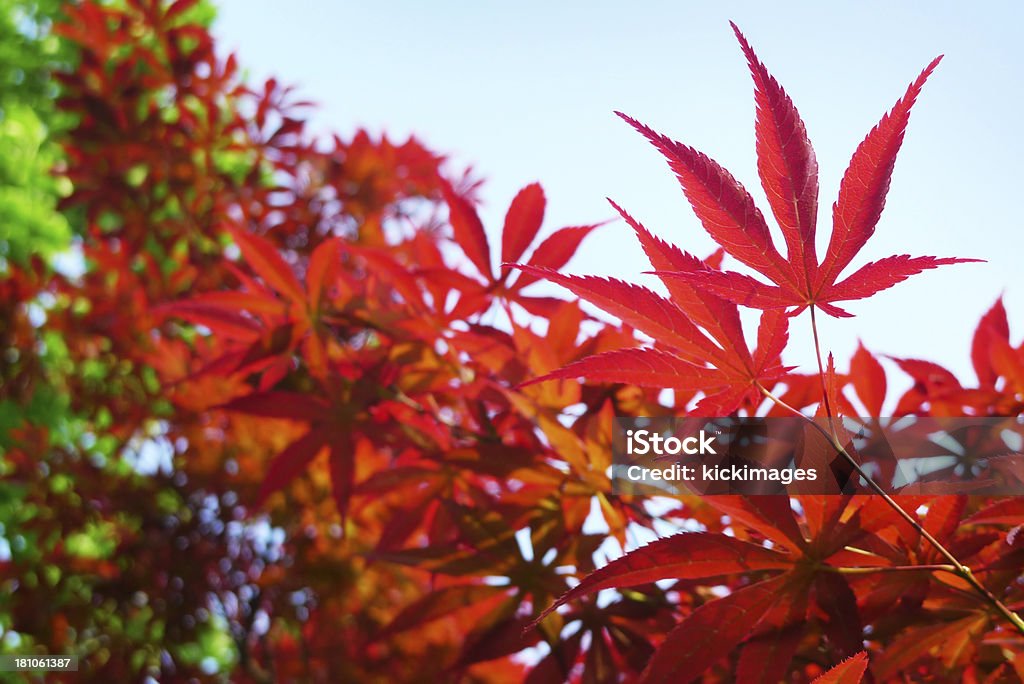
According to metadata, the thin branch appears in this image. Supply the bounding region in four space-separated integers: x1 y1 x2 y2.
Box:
756 382 1024 636
823 564 958 576
769 302 1024 633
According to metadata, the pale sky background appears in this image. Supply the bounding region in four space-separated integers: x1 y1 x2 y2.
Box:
214 1 1023 403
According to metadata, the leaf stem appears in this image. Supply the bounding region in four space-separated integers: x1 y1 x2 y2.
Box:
808 305 834 427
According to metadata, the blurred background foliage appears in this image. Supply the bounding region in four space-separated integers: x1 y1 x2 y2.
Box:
0 0 72 264
1 1 544 680
0 1 274 679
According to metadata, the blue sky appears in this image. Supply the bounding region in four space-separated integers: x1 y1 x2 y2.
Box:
214 1 1023 399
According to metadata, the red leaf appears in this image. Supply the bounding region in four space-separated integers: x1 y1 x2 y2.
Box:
513 265 727 368
226 225 306 305
811 652 869 684
874 615 987 678
922 495 966 545
821 353 842 419
654 268 798 312
705 496 807 553
753 309 789 375
695 385 753 416
355 246 429 310
892 357 963 406
501 183 546 269
812 573 863 656
850 342 886 416
178 291 287 317
818 57 942 289
990 335 1024 393
514 294 572 319
512 223 602 290
732 23 819 289
519 348 725 392
965 498 1024 525
256 427 330 507
640 575 791 683
619 47 969 319
821 254 980 305
221 391 333 422
454 614 539 668
533 532 793 625
797 496 846 545
610 199 752 365
442 182 492 280
971 297 1010 389
380 584 507 638
307 237 341 312
328 436 355 523
736 626 803 684
617 111 794 290
154 301 262 341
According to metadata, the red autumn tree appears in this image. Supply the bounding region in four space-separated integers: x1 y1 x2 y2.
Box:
2 2 1023 682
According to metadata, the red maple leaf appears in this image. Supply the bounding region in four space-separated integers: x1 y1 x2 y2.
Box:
622 23 978 318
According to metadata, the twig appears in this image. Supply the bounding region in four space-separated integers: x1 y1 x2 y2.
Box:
823 564 958 576
755 384 1024 636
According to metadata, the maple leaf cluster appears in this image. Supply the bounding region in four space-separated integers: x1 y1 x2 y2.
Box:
2 2 1023 682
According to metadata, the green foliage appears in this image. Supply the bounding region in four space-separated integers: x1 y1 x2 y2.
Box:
0 104 70 263
0 0 73 266
0 0 63 110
